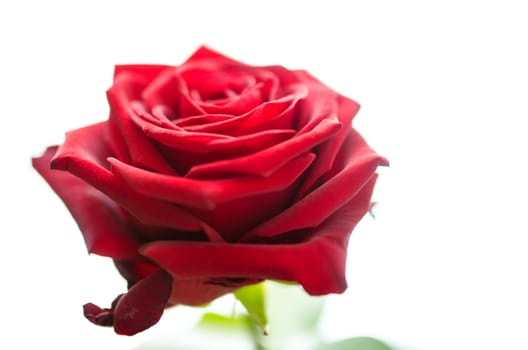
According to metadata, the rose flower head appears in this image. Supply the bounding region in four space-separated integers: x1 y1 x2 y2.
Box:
33 46 388 335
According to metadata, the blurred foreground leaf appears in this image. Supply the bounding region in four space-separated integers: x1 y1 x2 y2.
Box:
195 283 398 350
197 312 251 330
235 283 268 333
313 337 394 350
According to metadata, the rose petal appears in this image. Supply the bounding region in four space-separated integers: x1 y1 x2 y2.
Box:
186 117 341 178
32 146 139 259
241 128 387 241
192 181 299 242
294 79 340 133
109 152 315 210
131 91 303 154
113 64 171 82
140 176 378 296
107 73 179 175
83 302 115 327
129 107 233 151
172 114 233 128
179 87 306 136
139 128 296 175
197 82 264 115
49 122 223 241
296 95 361 198
113 269 173 335
167 277 257 306
141 67 206 117
114 259 159 288
107 67 171 163
180 67 256 100
183 45 249 69
263 65 303 88
205 128 296 152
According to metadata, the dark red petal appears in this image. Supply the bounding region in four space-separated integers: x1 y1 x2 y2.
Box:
294 86 340 133
83 303 114 327
205 128 296 152
49 123 222 241
296 95 361 198
141 176 378 296
107 74 179 175
241 128 388 241
113 269 173 335
32 146 139 259
109 152 314 210
114 259 159 288
186 117 341 178
150 128 296 175
129 107 232 151
167 277 252 306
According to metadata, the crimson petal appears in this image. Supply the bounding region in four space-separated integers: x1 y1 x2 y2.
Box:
113 65 171 82
107 73 179 175
129 107 232 151
49 122 223 241
113 269 173 335
198 82 264 115
183 45 249 68
32 147 139 259
177 88 306 136
141 176 378 296
83 302 114 327
241 128 388 241
296 95 361 198
109 152 315 210
186 117 341 178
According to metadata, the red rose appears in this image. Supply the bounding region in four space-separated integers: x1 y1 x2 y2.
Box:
32 46 387 335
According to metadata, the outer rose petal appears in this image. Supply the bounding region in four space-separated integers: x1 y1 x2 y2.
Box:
113 269 173 335
32 146 139 259
141 176 378 296
49 122 223 241
296 95 361 198
241 128 388 241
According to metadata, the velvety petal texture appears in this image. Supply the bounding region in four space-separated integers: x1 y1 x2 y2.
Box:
32 46 387 335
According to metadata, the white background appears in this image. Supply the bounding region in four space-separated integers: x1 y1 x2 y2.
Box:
1 1 527 349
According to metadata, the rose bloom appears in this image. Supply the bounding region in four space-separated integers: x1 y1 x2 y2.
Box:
33 46 387 335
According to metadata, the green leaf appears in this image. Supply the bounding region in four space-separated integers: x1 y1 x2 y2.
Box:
197 312 250 331
313 337 394 350
234 283 268 333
